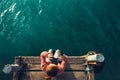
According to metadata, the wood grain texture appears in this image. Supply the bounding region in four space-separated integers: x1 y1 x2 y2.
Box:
13 56 94 80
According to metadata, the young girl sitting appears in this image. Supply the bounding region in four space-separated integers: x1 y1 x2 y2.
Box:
40 49 68 80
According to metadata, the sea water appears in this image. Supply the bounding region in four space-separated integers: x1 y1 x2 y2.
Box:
0 0 120 80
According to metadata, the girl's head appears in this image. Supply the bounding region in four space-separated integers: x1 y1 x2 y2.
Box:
46 64 59 77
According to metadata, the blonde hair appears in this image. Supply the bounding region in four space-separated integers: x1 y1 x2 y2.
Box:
44 75 51 80
46 64 58 77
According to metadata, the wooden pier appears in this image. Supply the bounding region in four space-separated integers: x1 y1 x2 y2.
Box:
13 56 95 80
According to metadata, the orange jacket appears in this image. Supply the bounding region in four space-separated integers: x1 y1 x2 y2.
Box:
40 51 67 75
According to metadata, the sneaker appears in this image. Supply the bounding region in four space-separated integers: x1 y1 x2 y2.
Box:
54 49 61 58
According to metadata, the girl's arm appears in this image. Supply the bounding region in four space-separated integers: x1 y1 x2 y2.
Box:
58 54 68 74
40 51 48 71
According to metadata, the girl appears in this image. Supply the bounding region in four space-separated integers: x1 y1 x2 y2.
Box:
40 49 68 80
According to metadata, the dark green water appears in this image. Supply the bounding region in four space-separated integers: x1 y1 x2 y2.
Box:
0 0 120 80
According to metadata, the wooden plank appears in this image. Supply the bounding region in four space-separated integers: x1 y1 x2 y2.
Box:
26 64 86 71
15 56 86 64
17 71 94 80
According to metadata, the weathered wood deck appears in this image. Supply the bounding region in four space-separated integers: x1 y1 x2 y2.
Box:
13 56 95 80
